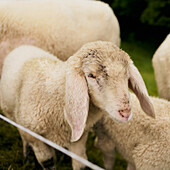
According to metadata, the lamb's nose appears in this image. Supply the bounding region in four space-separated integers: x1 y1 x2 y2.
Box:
118 107 131 119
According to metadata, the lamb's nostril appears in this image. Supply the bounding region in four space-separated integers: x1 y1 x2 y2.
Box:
118 109 130 119
118 110 124 117
120 113 125 118
118 110 124 113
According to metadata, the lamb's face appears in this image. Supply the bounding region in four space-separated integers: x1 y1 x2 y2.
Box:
66 41 154 141
81 46 132 122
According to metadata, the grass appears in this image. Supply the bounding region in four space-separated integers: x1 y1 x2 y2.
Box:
121 39 158 96
0 38 158 170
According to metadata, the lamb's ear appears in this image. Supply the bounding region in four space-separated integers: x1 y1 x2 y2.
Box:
128 63 155 118
65 59 89 142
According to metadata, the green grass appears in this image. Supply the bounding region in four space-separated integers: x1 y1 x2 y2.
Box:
121 39 158 96
0 39 158 170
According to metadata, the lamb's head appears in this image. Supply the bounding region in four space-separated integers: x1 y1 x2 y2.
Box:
65 41 155 142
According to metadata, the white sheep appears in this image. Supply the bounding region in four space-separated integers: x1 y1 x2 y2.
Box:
0 41 155 169
0 0 120 75
94 93 170 170
152 34 170 100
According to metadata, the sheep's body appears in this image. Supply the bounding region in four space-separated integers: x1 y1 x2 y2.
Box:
0 45 102 169
0 0 120 75
152 34 170 100
94 93 170 170
0 41 155 169
0 45 71 144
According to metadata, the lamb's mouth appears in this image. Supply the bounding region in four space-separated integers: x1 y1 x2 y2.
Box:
109 110 132 123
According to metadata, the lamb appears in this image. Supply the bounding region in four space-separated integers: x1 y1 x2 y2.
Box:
152 34 170 100
0 41 155 169
0 0 120 76
94 93 170 170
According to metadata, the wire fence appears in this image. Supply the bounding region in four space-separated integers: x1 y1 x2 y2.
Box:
0 114 104 170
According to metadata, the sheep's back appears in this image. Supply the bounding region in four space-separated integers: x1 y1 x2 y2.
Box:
0 0 120 61
152 34 170 100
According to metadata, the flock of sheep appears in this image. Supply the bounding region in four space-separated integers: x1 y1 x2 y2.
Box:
0 0 169 170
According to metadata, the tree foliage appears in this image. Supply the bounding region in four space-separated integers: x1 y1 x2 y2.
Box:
103 0 169 40
141 0 170 28
104 0 170 28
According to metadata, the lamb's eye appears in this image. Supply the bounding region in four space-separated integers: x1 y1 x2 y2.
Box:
88 73 96 79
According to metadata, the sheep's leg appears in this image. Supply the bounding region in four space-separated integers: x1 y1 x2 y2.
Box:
20 135 38 164
21 136 28 158
30 140 56 170
93 121 116 170
127 163 136 170
69 132 88 170
24 142 36 163
95 135 115 170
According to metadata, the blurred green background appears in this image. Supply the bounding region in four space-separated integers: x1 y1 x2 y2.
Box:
0 0 169 169
105 0 169 44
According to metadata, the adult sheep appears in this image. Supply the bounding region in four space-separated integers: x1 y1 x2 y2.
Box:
94 93 170 170
0 0 120 75
152 34 170 100
0 41 155 170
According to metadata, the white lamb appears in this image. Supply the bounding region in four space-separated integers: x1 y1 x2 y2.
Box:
0 41 155 170
152 34 170 100
94 93 170 170
0 0 120 75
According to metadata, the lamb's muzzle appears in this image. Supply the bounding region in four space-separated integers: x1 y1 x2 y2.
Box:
118 107 131 120
118 97 131 121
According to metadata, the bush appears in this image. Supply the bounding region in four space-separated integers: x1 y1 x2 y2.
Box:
103 0 169 42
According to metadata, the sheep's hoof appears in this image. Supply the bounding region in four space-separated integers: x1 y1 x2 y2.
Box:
42 157 56 170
